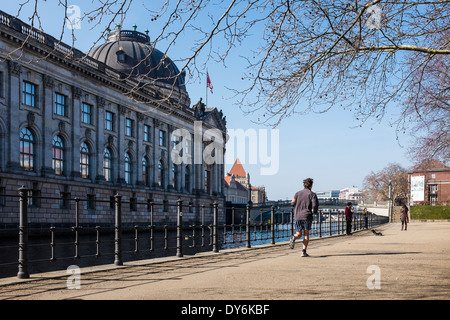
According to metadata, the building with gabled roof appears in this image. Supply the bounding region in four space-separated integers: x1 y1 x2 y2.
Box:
224 158 267 205
408 159 450 205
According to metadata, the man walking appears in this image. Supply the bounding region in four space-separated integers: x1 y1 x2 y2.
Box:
290 178 319 257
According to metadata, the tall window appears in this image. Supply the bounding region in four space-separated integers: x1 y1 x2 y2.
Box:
105 111 114 131
144 125 151 142
125 153 132 184
103 148 112 182
22 81 37 107
80 142 90 179
52 136 64 175
204 170 211 194
172 164 178 189
126 118 134 137
0 71 4 98
20 128 35 171
54 93 66 116
159 130 166 147
142 157 149 186
81 103 92 124
185 165 191 192
158 160 164 187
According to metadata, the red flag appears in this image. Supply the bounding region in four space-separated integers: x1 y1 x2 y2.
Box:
207 72 213 94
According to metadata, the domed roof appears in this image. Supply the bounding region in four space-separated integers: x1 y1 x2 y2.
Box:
88 30 186 91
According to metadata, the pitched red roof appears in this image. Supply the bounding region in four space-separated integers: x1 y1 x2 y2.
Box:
228 158 246 177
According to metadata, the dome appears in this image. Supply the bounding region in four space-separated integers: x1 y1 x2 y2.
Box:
88 30 186 91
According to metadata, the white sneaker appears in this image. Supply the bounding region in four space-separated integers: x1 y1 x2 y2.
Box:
289 236 295 249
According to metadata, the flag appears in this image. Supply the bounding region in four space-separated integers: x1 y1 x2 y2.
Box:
207 72 213 94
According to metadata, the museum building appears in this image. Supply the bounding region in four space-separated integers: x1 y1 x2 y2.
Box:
0 10 227 227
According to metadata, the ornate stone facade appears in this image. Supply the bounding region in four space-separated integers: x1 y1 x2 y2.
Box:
0 10 227 227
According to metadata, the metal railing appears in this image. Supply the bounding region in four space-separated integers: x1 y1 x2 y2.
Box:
0 189 388 279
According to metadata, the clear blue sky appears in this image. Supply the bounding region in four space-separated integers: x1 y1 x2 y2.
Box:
1 1 414 200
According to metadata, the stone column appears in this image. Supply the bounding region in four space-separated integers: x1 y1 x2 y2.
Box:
41 75 55 176
71 86 82 179
6 61 22 172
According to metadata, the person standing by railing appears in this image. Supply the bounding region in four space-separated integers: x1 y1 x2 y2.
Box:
345 202 353 235
289 178 319 257
363 208 369 229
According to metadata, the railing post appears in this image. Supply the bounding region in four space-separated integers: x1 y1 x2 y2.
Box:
318 210 322 237
73 197 80 259
17 186 30 279
149 199 154 252
114 194 123 266
177 199 184 257
246 203 251 248
213 202 219 253
329 211 332 236
270 206 275 244
290 207 294 237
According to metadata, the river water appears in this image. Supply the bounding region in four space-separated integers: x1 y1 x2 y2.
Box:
0 220 357 279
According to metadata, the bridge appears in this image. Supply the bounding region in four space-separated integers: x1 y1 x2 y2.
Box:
226 199 389 223
1 221 449 304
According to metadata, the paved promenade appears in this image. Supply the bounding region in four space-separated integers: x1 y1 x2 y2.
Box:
1 222 449 300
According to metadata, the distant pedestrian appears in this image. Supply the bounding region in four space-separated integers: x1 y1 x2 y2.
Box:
345 202 353 235
400 205 409 231
290 178 319 257
363 207 369 229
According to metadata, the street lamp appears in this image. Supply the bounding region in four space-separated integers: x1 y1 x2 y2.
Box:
388 180 393 222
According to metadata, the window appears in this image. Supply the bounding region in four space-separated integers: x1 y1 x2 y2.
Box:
158 160 164 187
52 136 64 175
125 153 132 184
144 125 151 142
172 164 178 189
105 111 114 131
159 130 166 147
0 187 5 206
60 192 71 209
54 93 66 116
142 157 149 186
20 128 34 171
81 103 92 124
185 166 191 192
126 118 134 137
429 184 438 205
0 71 3 98
87 194 96 210
204 170 211 194
103 148 113 182
80 142 90 179
22 81 37 107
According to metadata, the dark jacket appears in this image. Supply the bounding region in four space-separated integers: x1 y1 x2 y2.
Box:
345 206 353 220
292 188 318 220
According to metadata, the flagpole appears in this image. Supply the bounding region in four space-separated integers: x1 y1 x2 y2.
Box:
206 70 208 108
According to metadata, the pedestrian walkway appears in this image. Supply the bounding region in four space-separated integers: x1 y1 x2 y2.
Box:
1 222 449 300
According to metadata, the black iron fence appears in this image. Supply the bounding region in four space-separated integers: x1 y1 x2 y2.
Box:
0 189 388 279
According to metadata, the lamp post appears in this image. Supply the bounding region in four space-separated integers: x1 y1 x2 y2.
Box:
388 180 393 223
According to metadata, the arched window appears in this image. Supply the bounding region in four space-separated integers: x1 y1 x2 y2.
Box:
172 164 179 190
185 165 191 192
52 136 64 175
20 128 34 171
80 142 90 179
103 148 113 182
125 153 132 184
142 157 149 186
158 160 164 187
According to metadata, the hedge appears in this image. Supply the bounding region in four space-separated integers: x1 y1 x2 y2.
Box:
410 205 450 220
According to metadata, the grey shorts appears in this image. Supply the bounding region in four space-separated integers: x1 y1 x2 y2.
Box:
295 219 312 232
